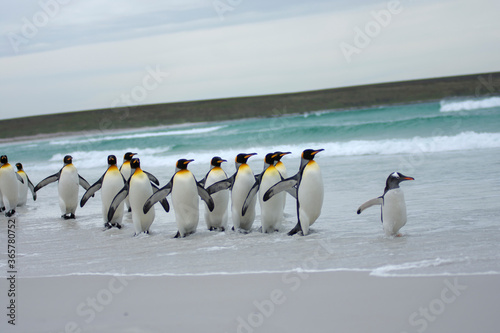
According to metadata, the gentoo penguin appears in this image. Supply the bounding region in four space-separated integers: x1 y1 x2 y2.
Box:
15 162 36 206
34 155 90 219
80 155 126 229
199 157 229 231
263 149 324 236
357 172 414 236
143 159 214 238
0 155 24 216
120 152 136 212
108 158 167 235
207 153 257 232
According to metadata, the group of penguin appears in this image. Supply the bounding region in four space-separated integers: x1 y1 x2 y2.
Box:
0 150 414 237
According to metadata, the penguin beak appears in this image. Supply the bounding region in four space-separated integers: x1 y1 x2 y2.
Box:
186 159 194 165
245 153 257 159
402 176 414 181
312 149 324 155
281 152 291 157
218 159 227 164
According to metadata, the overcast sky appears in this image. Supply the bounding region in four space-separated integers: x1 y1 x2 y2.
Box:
0 0 499 120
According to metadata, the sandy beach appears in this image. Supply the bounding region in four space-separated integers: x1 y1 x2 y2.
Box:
1 271 498 333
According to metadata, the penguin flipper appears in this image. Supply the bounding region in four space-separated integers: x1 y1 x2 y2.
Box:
80 177 103 207
145 171 160 186
152 183 170 213
357 197 383 214
285 186 297 199
198 185 214 212
26 176 37 201
107 184 129 222
144 182 172 214
242 181 260 216
263 177 298 202
34 171 60 192
206 173 235 195
16 173 24 184
79 175 91 190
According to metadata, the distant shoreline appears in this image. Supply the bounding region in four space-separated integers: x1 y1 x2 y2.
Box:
1 72 499 142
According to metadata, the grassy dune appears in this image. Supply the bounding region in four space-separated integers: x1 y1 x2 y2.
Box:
1 72 499 140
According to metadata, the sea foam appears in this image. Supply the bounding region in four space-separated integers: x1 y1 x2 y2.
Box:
440 96 500 112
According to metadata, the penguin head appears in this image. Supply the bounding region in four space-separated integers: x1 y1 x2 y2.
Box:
302 149 324 160
123 152 137 161
0 155 8 165
235 153 257 169
384 172 414 192
176 159 194 172
273 151 291 162
107 155 117 166
210 156 226 169
15 163 23 171
300 149 323 168
130 158 141 170
264 153 276 169
63 155 73 165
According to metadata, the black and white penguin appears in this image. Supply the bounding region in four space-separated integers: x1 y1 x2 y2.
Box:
0 155 24 216
143 159 214 238
207 153 257 232
357 172 414 236
263 149 324 236
80 155 126 229
34 155 90 219
15 162 36 207
120 152 136 212
199 157 229 231
107 158 167 235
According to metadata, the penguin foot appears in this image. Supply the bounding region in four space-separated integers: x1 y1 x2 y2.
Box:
115 224 122 229
128 207 132 213
208 226 225 232
104 223 113 230
62 213 76 220
0 206 5 212
5 209 15 217
231 226 235 231
287 222 303 236
174 231 181 238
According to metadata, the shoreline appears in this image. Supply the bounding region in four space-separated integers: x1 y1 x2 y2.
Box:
1 270 498 332
1 71 499 142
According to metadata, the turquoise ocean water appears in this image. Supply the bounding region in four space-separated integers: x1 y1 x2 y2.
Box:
1 96 499 277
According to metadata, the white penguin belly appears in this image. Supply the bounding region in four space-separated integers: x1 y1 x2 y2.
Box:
58 166 79 215
172 171 199 236
17 173 28 206
382 188 407 236
204 169 229 229
102 172 125 224
129 173 155 234
0 166 19 211
231 166 256 230
297 163 324 235
259 167 284 233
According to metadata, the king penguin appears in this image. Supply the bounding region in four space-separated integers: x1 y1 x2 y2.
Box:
0 155 24 216
252 153 286 233
207 153 257 232
263 149 324 236
199 157 229 231
15 162 36 207
357 172 414 236
80 155 126 229
35 155 91 219
108 158 167 235
143 159 214 238
120 152 136 212
273 151 291 178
